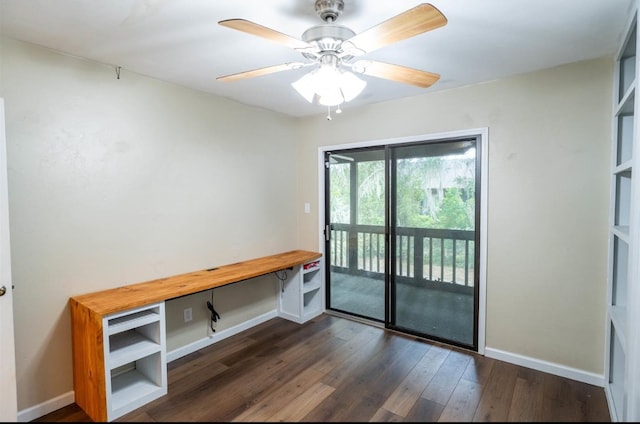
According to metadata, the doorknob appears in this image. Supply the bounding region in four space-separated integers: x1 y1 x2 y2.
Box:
0 286 6 296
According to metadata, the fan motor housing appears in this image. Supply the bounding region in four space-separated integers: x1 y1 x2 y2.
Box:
315 0 344 22
301 24 356 60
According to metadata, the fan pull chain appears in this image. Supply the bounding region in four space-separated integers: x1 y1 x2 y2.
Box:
326 105 332 121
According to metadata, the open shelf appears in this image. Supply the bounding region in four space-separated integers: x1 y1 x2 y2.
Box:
615 172 632 227
609 323 627 421
110 356 167 419
612 236 629 309
303 267 322 293
109 330 162 370
618 21 636 101
108 309 160 336
303 278 322 294
111 368 163 409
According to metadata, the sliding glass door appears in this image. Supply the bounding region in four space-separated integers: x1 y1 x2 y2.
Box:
325 137 480 350
389 139 478 348
325 147 386 322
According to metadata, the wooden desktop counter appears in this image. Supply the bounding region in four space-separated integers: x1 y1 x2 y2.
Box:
69 249 323 422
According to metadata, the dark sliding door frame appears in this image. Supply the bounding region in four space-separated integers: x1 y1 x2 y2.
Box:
321 129 488 353
387 137 481 351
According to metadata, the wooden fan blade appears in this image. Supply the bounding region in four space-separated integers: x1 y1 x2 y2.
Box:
217 63 296 82
219 19 310 50
355 61 440 88
345 3 447 54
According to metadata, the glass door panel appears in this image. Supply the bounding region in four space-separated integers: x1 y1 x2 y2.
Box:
390 139 478 349
326 148 386 322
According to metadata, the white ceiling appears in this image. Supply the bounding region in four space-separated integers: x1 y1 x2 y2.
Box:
0 0 634 117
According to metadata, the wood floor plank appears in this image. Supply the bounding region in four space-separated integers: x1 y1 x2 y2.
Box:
295 386 354 422
542 374 610 422
438 378 483 422
334 317 372 341
421 348 472 405
472 360 520 421
306 333 430 422
272 314 337 350
305 334 413 421
195 316 345 422
506 368 545 421
381 343 448 417
460 352 496 385
166 348 233 387
370 407 404 422
541 373 591 422
578 381 612 422
229 325 353 420
319 328 389 388
274 314 351 363
265 381 335 422
182 335 256 368
145 354 290 421
311 322 382 375
230 367 326 422
404 397 445 422
164 360 229 400
348 337 432 415
115 409 156 422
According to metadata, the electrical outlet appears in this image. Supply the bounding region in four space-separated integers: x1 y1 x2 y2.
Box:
183 307 192 323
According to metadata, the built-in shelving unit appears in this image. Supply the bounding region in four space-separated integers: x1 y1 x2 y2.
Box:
278 257 324 323
605 2 640 421
103 302 167 421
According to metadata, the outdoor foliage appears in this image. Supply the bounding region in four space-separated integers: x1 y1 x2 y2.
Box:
330 153 475 230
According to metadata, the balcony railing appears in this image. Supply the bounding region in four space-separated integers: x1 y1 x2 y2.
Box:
330 223 475 290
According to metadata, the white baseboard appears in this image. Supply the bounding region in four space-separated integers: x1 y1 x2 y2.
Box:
167 309 278 362
484 347 605 387
17 390 75 422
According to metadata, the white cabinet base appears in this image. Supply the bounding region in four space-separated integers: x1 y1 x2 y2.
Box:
103 302 167 421
278 258 324 324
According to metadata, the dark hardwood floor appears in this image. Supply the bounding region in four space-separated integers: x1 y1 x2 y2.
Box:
35 313 611 422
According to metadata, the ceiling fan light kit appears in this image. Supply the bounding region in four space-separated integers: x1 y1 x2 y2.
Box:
291 54 367 106
217 1 447 117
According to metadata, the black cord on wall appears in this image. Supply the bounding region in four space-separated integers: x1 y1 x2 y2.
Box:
207 290 220 332
274 269 288 292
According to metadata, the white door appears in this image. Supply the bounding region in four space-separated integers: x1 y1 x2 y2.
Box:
0 98 18 421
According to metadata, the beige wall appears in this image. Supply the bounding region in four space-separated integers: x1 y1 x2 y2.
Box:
0 37 299 410
1 34 614 416
295 57 613 375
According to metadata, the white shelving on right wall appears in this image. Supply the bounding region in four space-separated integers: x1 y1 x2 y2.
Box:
606 1 640 421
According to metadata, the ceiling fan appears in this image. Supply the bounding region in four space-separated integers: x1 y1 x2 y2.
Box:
217 1 447 110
